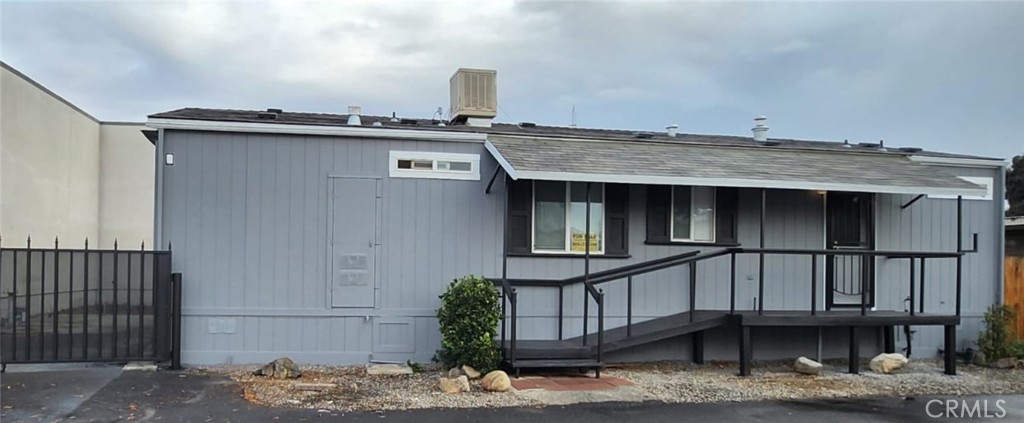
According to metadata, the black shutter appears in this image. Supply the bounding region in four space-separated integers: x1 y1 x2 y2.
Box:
715 187 739 244
506 179 532 254
604 184 629 255
646 185 671 243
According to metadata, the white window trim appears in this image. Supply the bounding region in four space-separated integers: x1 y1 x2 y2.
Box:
926 176 993 201
670 186 717 243
531 181 606 255
388 151 480 181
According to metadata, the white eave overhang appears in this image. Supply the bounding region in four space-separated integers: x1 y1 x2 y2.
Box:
146 118 488 143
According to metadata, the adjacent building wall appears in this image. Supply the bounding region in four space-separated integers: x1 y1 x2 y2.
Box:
0 62 153 249
1 63 101 247
161 128 1004 365
99 123 155 248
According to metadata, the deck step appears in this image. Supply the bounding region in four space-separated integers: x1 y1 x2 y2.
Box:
510 359 604 369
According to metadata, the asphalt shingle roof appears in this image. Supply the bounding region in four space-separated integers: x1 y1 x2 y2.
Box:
149 107 999 161
486 135 985 196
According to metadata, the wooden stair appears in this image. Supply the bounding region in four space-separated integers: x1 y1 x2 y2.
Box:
501 310 730 375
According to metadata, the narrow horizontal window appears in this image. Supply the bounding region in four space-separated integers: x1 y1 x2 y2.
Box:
389 151 480 181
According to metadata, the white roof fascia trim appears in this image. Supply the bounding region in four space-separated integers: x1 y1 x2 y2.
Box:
484 140 520 180
513 170 987 197
909 155 1008 168
146 118 488 143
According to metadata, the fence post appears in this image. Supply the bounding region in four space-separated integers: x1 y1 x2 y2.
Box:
170 272 183 370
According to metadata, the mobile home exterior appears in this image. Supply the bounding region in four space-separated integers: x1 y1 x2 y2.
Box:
147 73 1006 372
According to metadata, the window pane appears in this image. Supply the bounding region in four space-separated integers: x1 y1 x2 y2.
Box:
445 161 472 171
534 181 566 250
692 187 715 241
672 186 692 240
397 159 413 169
569 182 603 252
412 160 433 169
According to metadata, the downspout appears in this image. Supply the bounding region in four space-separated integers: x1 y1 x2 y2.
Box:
154 128 165 249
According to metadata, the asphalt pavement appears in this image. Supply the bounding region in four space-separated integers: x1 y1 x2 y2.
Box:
2 364 1022 422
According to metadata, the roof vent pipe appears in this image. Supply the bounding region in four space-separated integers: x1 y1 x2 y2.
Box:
666 124 678 137
752 116 769 142
347 106 362 126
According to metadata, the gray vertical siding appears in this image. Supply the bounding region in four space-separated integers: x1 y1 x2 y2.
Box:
163 131 503 364
875 164 1004 356
162 129 1003 364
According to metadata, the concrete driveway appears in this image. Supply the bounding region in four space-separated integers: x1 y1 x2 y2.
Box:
2 364 1022 422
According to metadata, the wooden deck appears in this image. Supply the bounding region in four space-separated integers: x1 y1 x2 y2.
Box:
731 310 959 327
501 308 961 377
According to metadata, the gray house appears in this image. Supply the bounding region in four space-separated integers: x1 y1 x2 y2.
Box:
147 69 1006 375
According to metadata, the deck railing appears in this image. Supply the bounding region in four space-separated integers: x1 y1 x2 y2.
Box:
495 238 978 366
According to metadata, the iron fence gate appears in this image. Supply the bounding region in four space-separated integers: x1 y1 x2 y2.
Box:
0 238 181 370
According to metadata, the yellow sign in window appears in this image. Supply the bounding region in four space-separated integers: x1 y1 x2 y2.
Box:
571 233 601 252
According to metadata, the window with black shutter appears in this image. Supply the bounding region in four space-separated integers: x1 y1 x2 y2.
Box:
505 180 630 257
646 185 739 245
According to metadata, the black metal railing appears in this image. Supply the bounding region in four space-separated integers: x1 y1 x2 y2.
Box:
494 237 977 367
0 237 181 369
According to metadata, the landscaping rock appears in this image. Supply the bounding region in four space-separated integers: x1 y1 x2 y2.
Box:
254 357 302 379
439 375 470 394
480 370 511 392
448 367 465 378
794 356 823 375
870 353 909 374
366 363 413 376
993 357 1017 369
462 365 482 379
972 350 987 366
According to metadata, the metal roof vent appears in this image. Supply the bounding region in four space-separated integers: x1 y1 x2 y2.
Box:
390 112 399 123
666 124 678 137
752 116 769 142
347 106 362 126
450 68 497 123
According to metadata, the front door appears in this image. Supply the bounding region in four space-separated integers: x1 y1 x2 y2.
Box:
825 192 874 308
329 177 379 308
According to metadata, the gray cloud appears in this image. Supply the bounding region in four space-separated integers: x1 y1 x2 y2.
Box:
2 0 1021 159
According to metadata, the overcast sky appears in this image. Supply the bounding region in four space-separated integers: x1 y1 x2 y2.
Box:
2 1 1022 159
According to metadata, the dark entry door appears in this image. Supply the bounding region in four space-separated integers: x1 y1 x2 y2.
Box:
826 192 874 308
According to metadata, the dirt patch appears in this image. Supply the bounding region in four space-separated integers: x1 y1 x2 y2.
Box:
193 365 539 412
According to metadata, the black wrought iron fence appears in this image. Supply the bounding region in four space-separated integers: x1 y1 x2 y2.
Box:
0 237 180 370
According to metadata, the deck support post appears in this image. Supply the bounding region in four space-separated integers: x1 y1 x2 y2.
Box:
883 326 895 354
848 326 860 374
758 189 766 315
739 326 752 376
692 331 704 364
944 324 957 375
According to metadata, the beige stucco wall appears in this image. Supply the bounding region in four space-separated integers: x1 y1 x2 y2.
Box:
0 63 153 249
1 65 101 247
99 123 154 248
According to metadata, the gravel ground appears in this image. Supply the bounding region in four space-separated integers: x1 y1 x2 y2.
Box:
194 360 1024 411
607 360 1024 404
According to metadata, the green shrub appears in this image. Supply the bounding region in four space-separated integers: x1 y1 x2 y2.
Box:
1011 340 1024 359
978 304 1019 361
434 275 502 372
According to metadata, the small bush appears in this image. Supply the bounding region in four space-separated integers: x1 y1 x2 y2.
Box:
977 304 1019 361
434 275 502 372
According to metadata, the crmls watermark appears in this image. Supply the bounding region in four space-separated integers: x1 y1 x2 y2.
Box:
926 399 1007 418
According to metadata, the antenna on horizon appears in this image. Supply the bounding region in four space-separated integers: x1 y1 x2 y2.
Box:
571 105 577 128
